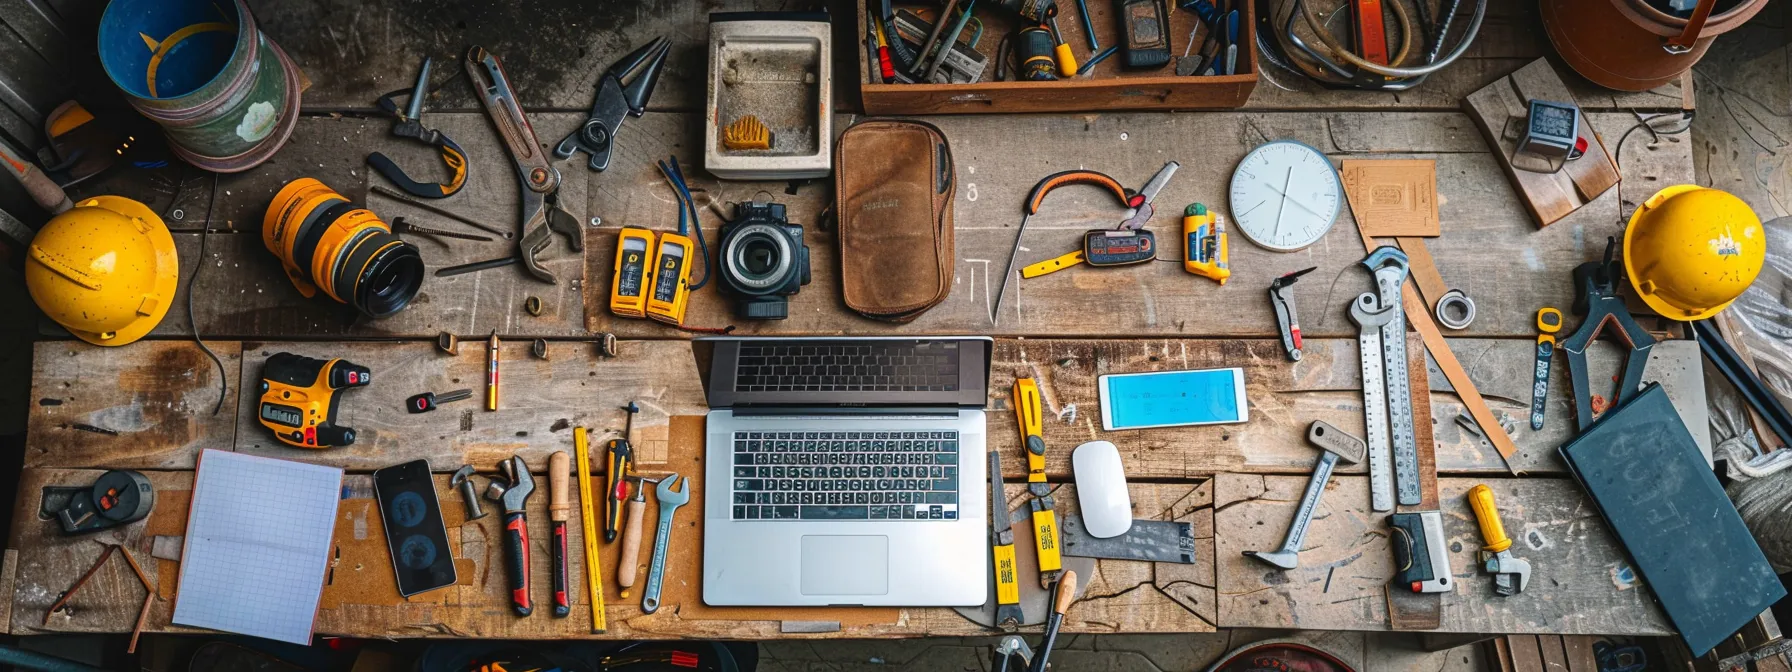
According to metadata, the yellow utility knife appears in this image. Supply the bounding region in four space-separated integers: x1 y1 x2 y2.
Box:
1014 378 1063 587
988 451 1023 628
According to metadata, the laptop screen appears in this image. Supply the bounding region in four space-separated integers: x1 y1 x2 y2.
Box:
698 337 990 409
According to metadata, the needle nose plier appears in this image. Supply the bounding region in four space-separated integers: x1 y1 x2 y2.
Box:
556 37 671 173
466 46 584 284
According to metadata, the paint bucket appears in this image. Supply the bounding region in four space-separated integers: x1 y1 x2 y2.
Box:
1542 0 1769 92
98 0 301 172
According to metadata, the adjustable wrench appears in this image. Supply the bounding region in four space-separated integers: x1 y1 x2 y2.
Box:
483 455 536 615
641 474 689 614
1245 421 1366 569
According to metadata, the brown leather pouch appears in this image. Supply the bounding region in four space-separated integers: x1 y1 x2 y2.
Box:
834 120 954 323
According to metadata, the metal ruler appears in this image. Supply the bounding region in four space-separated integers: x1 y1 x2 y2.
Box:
1365 248 1420 507
1349 292 1397 512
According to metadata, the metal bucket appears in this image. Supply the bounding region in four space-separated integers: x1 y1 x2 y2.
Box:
98 0 300 172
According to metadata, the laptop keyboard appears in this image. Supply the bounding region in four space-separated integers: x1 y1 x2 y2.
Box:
730 431 960 521
734 342 961 392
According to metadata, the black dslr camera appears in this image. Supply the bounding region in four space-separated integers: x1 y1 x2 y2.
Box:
718 201 810 320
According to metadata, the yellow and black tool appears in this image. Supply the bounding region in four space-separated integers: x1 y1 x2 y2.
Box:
1182 203 1230 285
263 178 424 319
257 352 371 448
610 227 656 318
603 402 641 543
1014 378 1062 588
573 427 608 632
367 57 469 199
988 450 1023 628
608 157 710 329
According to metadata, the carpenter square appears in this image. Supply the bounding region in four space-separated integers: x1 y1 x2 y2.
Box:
1061 516 1195 564
1244 421 1366 569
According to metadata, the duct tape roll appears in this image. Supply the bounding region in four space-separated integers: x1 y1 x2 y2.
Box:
1435 289 1476 330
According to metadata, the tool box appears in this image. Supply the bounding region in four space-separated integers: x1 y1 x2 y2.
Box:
857 1 1256 114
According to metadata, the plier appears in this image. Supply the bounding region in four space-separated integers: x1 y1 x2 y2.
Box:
555 37 670 173
466 46 583 284
366 57 469 199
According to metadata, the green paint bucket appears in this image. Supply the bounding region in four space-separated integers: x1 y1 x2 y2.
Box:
99 0 300 172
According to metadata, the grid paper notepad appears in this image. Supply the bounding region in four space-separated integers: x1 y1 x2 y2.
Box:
173 450 343 645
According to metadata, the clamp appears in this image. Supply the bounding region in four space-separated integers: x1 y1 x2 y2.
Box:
367 57 469 199
1561 238 1656 431
466 46 583 284
556 37 670 172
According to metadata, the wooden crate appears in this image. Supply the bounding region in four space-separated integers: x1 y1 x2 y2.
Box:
855 0 1257 114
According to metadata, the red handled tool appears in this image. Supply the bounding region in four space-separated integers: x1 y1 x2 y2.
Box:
603 402 640 542
484 455 536 615
548 451 572 617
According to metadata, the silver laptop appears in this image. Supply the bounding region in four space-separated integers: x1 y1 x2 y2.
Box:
700 336 990 607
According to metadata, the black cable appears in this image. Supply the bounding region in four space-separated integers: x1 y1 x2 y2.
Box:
189 173 228 415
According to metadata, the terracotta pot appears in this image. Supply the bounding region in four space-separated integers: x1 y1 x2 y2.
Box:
1541 0 1769 91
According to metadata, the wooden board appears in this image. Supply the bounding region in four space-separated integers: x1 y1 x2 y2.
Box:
584 111 1689 340
230 340 706 472
5 468 1216 638
25 341 240 469
1461 59 1623 228
23 336 1705 476
1341 159 1440 237
1213 474 1674 635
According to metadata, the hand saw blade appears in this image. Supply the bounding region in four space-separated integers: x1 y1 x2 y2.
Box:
1060 515 1196 564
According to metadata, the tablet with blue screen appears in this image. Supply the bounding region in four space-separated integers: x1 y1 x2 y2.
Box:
1097 368 1249 431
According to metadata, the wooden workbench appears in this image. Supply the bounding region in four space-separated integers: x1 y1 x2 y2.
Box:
3 0 1698 643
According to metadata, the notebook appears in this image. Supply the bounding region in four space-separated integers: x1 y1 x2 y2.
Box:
1559 383 1785 657
172 450 343 645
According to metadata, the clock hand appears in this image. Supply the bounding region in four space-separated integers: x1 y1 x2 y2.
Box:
1272 167 1292 239
1262 180 1330 222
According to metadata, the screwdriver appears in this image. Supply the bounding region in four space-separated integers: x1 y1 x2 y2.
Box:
603 402 641 542
406 389 473 413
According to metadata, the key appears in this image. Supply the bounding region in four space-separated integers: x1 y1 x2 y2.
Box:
406 388 473 413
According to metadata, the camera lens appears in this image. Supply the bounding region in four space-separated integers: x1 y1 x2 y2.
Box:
724 223 792 292
264 178 424 319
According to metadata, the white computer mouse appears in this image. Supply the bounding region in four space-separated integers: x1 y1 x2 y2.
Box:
1072 440 1132 538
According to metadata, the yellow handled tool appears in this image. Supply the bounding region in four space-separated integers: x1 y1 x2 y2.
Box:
1467 484 1531 596
1014 378 1062 587
1182 203 1230 285
988 451 1023 627
1468 484 1511 553
573 428 608 632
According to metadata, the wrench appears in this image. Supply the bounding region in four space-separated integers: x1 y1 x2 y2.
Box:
1362 247 1419 507
1245 421 1366 569
641 474 689 614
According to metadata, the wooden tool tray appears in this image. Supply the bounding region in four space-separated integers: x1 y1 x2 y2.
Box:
857 1 1257 114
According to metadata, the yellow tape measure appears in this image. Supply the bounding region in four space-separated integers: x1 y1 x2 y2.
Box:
574 427 607 633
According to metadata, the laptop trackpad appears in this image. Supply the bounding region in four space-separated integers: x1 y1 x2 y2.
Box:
800 535 889 596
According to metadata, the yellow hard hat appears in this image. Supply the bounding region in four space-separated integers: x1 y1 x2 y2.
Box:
25 196 179 346
1623 185 1765 321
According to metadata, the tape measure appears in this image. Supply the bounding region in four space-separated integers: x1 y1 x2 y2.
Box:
1022 230 1157 278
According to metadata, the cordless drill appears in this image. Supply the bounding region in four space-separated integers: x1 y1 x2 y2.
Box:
258 353 371 448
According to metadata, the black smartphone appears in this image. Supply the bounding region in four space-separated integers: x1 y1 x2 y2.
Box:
373 459 457 597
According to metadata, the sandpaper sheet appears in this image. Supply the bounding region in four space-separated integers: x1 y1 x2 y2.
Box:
1342 159 1441 237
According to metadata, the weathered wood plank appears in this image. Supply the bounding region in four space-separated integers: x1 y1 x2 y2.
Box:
26 341 241 469
230 340 706 472
585 111 1689 340
23 336 1704 476
8 468 1216 637
1213 474 1673 635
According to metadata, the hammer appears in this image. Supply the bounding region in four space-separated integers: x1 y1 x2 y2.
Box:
1245 421 1366 569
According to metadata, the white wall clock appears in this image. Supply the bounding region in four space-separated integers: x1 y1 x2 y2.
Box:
1228 140 1343 252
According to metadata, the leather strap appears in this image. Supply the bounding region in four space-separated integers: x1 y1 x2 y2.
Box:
1664 0 1717 54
